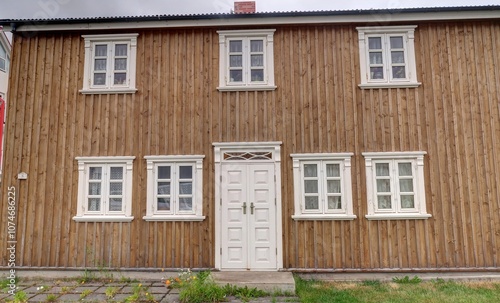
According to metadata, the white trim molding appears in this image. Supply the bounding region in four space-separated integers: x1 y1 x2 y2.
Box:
73 156 135 222
357 26 420 89
290 153 356 220
363 151 431 220
143 155 205 221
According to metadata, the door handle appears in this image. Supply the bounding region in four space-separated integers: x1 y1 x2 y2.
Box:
242 202 247 215
250 202 254 215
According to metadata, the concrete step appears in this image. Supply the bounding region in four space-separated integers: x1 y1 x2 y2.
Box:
211 271 296 293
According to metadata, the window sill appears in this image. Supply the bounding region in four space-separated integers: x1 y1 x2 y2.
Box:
358 82 421 89
80 88 138 94
143 215 206 222
292 214 357 221
217 85 277 92
73 215 134 222
365 213 431 220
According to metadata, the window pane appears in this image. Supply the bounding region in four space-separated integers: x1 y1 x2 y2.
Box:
303 164 318 177
377 195 392 209
327 180 341 193
0 59 5 71
114 73 127 85
115 58 127 70
328 196 342 210
390 36 404 49
391 51 405 64
251 54 263 67
370 67 384 79
326 164 340 177
376 163 390 176
158 166 171 179
251 70 264 82
157 198 170 211
305 196 319 210
158 182 170 195
401 195 415 208
230 55 242 67
369 52 383 64
229 40 242 52
392 66 406 79
179 182 192 195
230 70 242 82
368 37 382 49
376 179 391 192
304 180 318 193
109 198 122 211
179 166 193 179
95 44 107 56
250 40 263 52
109 182 122 195
88 183 101 195
179 197 193 211
399 179 413 192
0 44 5 57
93 73 106 85
110 167 123 180
115 44 127 56
89 167 102 180
94 59 107 71
398 163 412 176
88 198 100 211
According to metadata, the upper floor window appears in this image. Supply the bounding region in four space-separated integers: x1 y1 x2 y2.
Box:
357 26 420 89
217 29 276 91
81 34 138 94
0 43 8 72
363 152 431 220
73 156 135 222
144 155 205 221
291 153 356 220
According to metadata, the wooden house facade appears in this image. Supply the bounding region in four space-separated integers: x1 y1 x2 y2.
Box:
1 6 500 272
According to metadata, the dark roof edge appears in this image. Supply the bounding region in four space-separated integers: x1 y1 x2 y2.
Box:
1 5 499 26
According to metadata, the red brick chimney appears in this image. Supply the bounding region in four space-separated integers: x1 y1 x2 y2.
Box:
234 1 256 14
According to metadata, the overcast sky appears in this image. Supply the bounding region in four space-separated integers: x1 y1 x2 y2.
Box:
0 0 498 19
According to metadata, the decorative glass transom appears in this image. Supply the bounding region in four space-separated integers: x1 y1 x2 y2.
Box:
223 151 273 161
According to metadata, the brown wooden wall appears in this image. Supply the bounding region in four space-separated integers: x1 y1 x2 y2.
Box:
1 20 499 271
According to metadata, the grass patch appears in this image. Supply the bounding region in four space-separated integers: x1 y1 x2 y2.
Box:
295 276 500 303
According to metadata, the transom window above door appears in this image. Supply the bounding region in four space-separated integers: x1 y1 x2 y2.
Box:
217 29 276 91
81 34 138 94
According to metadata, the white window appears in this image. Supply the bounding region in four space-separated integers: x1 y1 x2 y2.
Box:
144 156 205 221
0 43 8 72
217 29 276 91
291 153 356 220
81 34 138 94
73 156 135 222
357 26 420 89
363 152 431 220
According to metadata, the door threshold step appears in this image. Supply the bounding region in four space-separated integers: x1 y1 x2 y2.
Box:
211 271 295 293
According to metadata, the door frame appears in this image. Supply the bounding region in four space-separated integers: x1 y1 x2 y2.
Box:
213 142 283 271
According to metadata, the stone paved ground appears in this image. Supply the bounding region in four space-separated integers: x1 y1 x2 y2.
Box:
0 279 300 302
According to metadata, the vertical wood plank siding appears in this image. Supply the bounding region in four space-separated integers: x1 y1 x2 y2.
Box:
1 21 499 270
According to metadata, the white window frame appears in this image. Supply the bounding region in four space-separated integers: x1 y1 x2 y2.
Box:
73 156 135 222
0 43 7 72
363 152 431 220
143 155 205 221
357 26 420 89
217 29 276 91
80 34 138 94
291 153 356 220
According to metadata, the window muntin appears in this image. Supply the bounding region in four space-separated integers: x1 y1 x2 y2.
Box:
218 29 276 91
363 152 431 220
74 156 134 222
81 34 138 94
144 156 205 221
357 26 420 88
291 153 355 220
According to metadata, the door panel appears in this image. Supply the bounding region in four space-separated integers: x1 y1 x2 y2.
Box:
221 163 276 270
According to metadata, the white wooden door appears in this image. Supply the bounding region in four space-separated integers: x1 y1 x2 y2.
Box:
221 163 277 270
